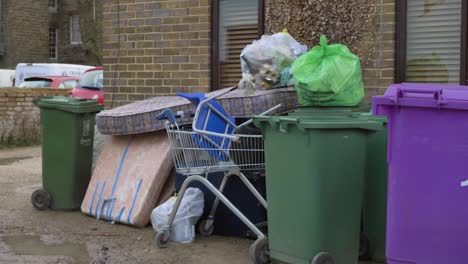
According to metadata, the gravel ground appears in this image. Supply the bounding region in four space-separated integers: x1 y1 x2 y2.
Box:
0 146 252 264
0 146 379 264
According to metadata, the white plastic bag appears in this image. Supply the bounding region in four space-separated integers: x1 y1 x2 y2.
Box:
151 188 204 243
240 31 307 92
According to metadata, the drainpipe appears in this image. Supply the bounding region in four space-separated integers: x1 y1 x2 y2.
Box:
93 0 96 21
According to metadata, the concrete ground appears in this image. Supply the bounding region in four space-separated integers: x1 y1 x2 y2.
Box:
0 146 379 264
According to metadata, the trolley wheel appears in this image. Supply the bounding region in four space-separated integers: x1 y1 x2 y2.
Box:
198 220 214 236
31 189 51 210
155 230 171 248
311 252 335 264
250 237 270 264
359 233 371 260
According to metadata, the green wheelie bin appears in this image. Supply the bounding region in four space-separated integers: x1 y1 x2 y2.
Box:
288 109 388 262
253 115 382 264
357 113 388 262
32 96 103 210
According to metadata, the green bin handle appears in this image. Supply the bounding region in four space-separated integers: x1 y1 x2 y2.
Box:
276 117 304 133
253 116 304 133
252 116 280 130
32 97 44 107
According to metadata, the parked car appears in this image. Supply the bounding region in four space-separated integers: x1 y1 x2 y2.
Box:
15 63 93 87
18 76 80 88
71 67 104 104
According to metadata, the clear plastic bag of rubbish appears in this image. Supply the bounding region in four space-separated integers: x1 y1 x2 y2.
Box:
151 188 204 243
240 31 307 92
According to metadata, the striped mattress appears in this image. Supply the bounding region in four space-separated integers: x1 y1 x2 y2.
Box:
96 87 298 135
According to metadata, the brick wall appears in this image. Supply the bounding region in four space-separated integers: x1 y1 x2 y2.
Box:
0 88 71 145
102 0 396 108
362 0 395 99
54 0 103 65
80 0 104 65
102 0 211 108
0 0 102 69
0 0 49 69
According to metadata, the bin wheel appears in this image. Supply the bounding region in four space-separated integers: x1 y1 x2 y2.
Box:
250 237 270 264
311 252 335 264
31 189 51 210
198 220 214 236
156 230 171 249
359 233 371 260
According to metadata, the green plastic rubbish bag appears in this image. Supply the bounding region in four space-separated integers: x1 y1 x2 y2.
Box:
291 35 364 106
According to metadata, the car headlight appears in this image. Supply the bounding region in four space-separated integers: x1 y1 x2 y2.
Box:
92 95 99 100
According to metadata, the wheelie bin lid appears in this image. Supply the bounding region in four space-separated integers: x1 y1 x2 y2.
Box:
285 105 386 125
352 112 387 124
253 115 383 131
34 96 103 113
291 104 371 115
372 83 468 115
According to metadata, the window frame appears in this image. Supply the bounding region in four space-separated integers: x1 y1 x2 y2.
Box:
210 0 265 91
49 27 58 60
69 15 82 45
48 0 57 13
395 0 468 84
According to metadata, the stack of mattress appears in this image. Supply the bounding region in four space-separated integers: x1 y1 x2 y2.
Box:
82 87 298 227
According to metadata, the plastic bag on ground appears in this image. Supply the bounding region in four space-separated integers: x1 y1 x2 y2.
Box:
151 187 204 243
240 31 307 92
291 35 364 106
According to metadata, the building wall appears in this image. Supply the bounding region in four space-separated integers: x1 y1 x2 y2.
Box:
0 0 49 69
0 0 102 69
0 88 71 145
102 0 395 107
52 0 103 65
265 0 395 100
80 0 104 65
102 0 211 108
364 0 395 98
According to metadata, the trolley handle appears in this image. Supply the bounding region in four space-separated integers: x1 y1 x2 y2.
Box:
192 103 283 142
156 109 177 124
237 104 282 128
202 86 238 104
157 109 195 121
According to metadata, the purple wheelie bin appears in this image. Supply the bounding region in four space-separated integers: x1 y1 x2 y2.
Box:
373 83 468 264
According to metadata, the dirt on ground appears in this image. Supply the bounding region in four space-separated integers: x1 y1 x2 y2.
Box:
0 146 378 264
0 146 253 264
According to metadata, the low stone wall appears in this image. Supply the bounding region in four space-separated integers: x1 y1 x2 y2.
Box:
0 88 71 145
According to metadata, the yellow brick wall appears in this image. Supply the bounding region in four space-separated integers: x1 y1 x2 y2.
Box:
102 0 211 108
0 88 71 145
102 0 396 107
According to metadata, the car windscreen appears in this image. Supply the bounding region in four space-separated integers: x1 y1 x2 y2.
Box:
78 70 103 90
18 79 52 88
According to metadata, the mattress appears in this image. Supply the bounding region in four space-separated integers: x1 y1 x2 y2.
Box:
97 87 298 135
81 131 174 227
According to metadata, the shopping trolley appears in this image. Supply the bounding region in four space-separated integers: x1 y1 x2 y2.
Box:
155 86 281 264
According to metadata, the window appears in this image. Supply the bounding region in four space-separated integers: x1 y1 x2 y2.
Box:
48 0 57 12
70 15 81 45
396 0 467 84
78 70 104 90
19 79 52 88
62 80 78 88
211 0 264 90
49 27 57 59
